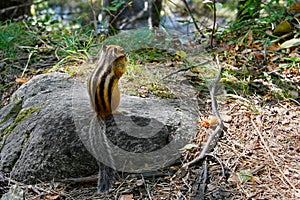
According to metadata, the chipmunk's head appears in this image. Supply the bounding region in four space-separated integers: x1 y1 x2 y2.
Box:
99 45 126 78
100 45 125 61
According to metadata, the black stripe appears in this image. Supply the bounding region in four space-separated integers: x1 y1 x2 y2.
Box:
95 83 101 113
98 72 107 112
93 62 111 107
107 74 116 112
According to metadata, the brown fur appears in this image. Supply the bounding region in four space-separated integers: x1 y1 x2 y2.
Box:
87 45 126 118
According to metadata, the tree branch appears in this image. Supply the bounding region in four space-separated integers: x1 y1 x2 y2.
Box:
182 0 205 37
183 55 223 168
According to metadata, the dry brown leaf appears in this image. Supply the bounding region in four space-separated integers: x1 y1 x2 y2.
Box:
268 43 280 51
251 43 260 49
289 2 300 11
45 194 60 200
16 77 28 85
247 30 253 46
200 119 210 128
208 116 218 125
245 136 260 150
119 194 134 200
253 52 264 60
266 65 276 72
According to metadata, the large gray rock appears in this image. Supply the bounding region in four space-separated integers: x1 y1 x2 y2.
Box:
0 72 198 187
0 73 98 182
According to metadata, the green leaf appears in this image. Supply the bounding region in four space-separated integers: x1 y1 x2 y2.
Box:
274 20 293 34
215 2 223 10
237 170 253 183
176 50 187 58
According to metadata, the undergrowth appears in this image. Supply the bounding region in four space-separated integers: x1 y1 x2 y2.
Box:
215 1 299 102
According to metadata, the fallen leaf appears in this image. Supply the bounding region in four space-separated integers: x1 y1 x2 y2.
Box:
182 143 198 151
289 2 300 11
176 50 187 58
274 20 293 34
200 120 210 128
237 170 253 183
16 77 29 85
208 116 218 125
45 194 60 200
119 194 134 200
200 116 218 127
253 52 263 60
268 43 280 51
247 30 253 46
280 38 300 49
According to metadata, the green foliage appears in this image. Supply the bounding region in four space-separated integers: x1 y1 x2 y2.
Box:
230 0 295 36
104 28 156 52
105 0 126 12
0 22 36 58
236 0 261 21
130 48 174 64
214 0 299 101
0 17 100 70
0 12 100 105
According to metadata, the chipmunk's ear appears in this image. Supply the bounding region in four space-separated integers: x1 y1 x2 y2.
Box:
113 47 118 54
113 46 125 58
102 45 107 51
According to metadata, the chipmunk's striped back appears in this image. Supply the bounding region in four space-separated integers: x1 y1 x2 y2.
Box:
87 45 126 118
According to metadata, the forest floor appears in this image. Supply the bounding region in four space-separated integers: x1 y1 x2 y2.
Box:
1 33 299 200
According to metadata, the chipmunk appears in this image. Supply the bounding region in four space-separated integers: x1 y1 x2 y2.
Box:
87 45 126 118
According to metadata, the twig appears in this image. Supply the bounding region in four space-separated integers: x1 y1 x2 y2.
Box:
56 175 98 183
205 153 225 179
5 176 63 199
251 117 297 191
210 0 217 48
160 60 212 81
182 0 204 37
21 50 35 78
89 0 98 32
247 189 263 200
120 2 149 29
0 0 45 14
271 32 294 44
141 174 152 200
0 2 32 13
107 2 129 30
182 55 223 168
197 158 208 200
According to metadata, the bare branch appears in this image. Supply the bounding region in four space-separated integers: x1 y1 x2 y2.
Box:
89 0 98 32
160 60 212 81
182 0 205 37
182 55 223 168
210 0 217 48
